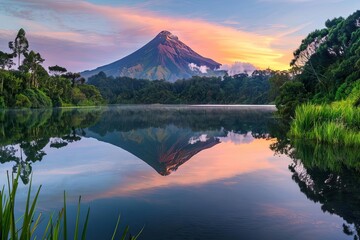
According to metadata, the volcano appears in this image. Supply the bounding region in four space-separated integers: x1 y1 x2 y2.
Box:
81 31 222 82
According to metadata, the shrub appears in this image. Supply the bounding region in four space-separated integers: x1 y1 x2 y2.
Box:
15 94 31 108
275 81 308 118
0 96 5 108
23 89 52 108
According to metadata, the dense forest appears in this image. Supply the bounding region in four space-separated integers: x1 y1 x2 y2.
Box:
274 10 360 145
88 69 279 104
0 29 104 108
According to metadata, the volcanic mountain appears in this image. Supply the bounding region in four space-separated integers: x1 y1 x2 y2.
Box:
81 30 222 82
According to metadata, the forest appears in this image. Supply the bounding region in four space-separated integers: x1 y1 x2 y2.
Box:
274 10 360 145
0 29 104 108
88 69 279 104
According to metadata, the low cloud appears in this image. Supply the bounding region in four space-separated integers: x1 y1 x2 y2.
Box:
188 63 209 74
188 134 209 145
218 131 255 145
218 62 256 76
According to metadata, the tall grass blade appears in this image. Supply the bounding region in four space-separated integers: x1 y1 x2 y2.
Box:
111 215 121 240
74 196 82 240
81 208 90 240
63 191 67 240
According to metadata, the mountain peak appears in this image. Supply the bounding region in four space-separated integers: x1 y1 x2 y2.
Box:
156 30 178 41
82 31 221 81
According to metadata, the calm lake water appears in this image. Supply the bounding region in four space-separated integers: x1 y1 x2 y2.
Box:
0 105 359 239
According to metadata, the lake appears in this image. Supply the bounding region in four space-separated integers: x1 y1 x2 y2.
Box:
0 105 359 239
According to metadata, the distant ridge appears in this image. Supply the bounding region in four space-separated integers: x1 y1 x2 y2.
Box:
81 30 222 82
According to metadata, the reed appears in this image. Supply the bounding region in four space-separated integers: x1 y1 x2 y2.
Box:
0 171 142 240
290 102 360 146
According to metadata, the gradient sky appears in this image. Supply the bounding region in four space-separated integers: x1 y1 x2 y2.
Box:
0 0 359 72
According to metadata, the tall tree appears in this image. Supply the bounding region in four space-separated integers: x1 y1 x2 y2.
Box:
0 51 14 94
22 50 45 88
8 28 29 68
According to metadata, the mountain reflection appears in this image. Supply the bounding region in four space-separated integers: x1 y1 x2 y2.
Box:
271 124 360 239
84 106 275 175
0 105 275 182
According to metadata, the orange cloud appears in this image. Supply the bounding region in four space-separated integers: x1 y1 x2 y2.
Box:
7 0 305 70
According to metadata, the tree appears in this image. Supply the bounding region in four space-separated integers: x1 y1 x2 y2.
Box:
0 51 14 69
9 28 29 68
0 51 14 94
21 50 45 88
269 71 291 101
64 72 81 87
275 81 308 118
48 65 67 76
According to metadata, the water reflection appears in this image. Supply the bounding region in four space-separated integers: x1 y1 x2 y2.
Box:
272 123 360 239
0 108 102 183
1 106 358 239
0 106 275 182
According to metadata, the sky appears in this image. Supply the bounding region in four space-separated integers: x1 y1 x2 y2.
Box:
0 0 359 72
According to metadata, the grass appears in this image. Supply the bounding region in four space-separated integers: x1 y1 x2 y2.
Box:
289 102 360 146
0 171 142 240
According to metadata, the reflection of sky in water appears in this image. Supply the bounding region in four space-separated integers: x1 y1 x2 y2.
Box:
0 132 350 240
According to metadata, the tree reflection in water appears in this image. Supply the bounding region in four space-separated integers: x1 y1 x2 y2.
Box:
271 120 360 239
0 108 102 183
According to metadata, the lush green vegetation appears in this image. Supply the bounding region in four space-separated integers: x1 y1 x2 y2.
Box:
290 103 360 145
88 70 277 104
272 10 360 145
0 29 104 108
1 171 141 239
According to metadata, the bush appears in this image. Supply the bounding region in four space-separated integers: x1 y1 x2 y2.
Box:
71 87 87 105
15 94 31 108
23 89 52 108
275 81 308 118
0 96 5 108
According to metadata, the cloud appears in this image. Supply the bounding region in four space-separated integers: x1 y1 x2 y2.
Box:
218 62 257 76
188 63 209 74
218 131 255 145
188 134 210 144
0 0 306 71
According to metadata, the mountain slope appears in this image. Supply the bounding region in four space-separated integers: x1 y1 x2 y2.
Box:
81 31 222 82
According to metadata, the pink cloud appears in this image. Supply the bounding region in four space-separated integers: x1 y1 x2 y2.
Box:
2 0 306 71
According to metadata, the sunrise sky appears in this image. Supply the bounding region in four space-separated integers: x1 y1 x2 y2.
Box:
0 0 359 72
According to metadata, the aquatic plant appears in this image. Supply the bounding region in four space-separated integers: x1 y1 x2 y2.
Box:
289 103 360 146
0 171 142 240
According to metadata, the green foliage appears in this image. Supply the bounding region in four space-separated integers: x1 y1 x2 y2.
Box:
290 10 360 102
0 172 142 240
23 88 52 108
275 81 307 118
88 70 274 104
290 103 360 146
0 97 5 108
0 29 104 108
15 94 31 108
268 71 291 102
8 28 29 68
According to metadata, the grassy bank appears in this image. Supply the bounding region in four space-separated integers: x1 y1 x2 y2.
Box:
1 172 142 240
289 102 360 146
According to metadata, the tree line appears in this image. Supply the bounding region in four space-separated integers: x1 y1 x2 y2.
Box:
88 69 280 104
0 28 104 108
